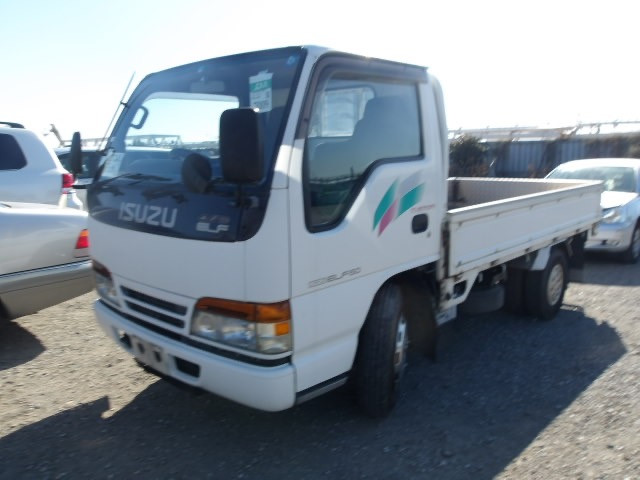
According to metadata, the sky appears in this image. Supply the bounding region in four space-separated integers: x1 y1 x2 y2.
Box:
2 0 640 147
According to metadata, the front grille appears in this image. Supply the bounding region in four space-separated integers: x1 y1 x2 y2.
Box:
120 286 188 330
121 286 187 315
125 301 184 328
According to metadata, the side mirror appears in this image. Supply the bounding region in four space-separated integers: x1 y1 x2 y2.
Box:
130 106 149 130
69 132 83 175
220 108 263 184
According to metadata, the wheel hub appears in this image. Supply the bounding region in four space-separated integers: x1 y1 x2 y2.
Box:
393 315 408 380
546 263 565 306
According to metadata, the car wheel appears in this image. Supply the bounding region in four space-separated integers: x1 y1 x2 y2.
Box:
524 248 568 320
353 282 408 418
622 224 640 264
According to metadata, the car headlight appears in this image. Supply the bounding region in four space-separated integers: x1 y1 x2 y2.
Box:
191 298 291 354
602 206 628 224
92 260 120 307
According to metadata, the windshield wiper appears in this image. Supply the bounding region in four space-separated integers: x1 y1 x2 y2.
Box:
121 173 172 182
142 187 188 203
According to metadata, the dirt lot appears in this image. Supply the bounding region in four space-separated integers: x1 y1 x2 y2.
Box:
1 256 639 479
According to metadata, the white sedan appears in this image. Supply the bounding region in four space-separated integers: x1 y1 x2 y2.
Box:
546 158 640 263
0 202 92 320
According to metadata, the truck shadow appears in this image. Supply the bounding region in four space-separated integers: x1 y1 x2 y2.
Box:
0 308 625 479
0 320 45 370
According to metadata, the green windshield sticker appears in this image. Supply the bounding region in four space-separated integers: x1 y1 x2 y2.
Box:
249 71 273 113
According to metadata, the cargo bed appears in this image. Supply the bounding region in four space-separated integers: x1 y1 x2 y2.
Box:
445 177 603 277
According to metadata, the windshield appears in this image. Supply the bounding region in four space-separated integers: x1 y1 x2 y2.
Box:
88 47 305 242
100 92 237 181
548 164 637 193
100 47 304 183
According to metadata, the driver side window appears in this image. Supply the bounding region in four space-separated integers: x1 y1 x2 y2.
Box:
304 73 421 230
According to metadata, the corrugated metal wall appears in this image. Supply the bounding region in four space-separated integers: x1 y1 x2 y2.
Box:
556 139 586 166
486 133 640 178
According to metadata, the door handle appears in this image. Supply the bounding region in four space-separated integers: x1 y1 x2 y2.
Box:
412 214 429 233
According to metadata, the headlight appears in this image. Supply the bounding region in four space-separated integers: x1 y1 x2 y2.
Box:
92 260 120 307
191 298 291 354
602 206 628 224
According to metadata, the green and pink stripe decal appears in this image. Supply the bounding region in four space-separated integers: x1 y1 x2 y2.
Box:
373 173 424 236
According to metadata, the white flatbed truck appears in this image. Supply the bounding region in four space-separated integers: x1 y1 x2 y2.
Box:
73 46 602 417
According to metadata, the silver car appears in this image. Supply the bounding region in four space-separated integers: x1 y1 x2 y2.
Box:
0 202 92 320
546 158 640 263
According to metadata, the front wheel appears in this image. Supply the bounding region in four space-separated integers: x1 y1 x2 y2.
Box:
622 224 640 264
524 248 568 320
353 283 408 418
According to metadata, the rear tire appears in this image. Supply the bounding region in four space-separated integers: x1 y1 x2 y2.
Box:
524 248 568 320
353 283 408 418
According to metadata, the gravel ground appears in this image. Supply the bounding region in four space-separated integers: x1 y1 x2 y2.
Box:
1 255 639 479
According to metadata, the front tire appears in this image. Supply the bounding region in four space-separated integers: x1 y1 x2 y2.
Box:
353 283 408 418
622 224 640 264
524 248 568 320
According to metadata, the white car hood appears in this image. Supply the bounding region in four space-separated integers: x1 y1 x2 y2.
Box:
601 190 638 209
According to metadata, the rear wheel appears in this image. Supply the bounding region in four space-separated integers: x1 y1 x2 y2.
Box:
622 224 640 263
353 283 408 418
524 248 568 320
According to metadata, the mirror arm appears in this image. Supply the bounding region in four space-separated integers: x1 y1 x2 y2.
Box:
233 184 246 207
230 184 259 208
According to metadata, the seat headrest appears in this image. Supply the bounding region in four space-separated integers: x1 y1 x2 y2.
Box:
362 96 409 119
354 96 414 138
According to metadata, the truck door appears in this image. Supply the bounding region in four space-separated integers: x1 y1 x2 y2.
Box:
286 55 444 392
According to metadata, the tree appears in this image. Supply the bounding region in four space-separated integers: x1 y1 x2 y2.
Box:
449 134 488 177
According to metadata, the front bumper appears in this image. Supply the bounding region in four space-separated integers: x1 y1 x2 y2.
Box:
586 222 635 253
94 300 296 412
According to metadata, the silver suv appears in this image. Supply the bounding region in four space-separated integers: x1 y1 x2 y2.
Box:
0 122 82 209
